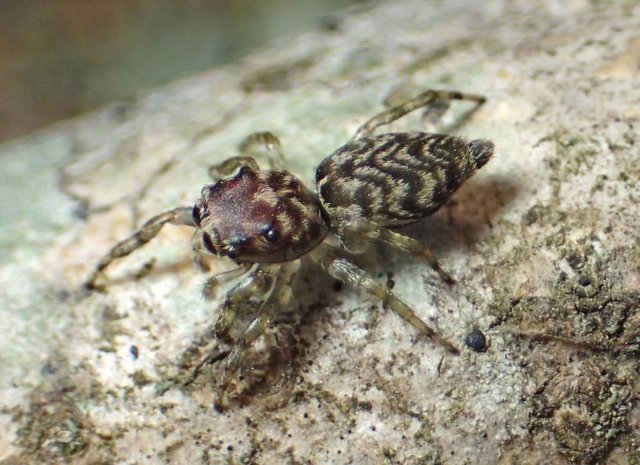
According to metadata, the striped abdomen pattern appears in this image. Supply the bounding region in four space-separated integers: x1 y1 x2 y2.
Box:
316 132 494 227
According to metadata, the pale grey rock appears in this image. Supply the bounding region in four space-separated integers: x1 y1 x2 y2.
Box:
1 1 639 464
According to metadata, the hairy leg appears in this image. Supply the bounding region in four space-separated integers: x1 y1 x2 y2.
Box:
353 89 486 140
208 156 259 181
312 245 458 355
336 216 454 285
207 131 285 181
201 263 254 300
238 131 285 169
215 261 299 411
379 227 455 284
190 230 212 272
212 264 280 340
87 206 194 290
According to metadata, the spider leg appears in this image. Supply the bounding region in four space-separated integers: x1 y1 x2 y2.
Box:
215 261 299 411
191 251 210 273
353 89 486 140
379 228 455 285
212 264 280 340
201 263 254 301
313 245 458 355
191 231 211 272
207 132 285 180
421 97 451 126
336 216 455 285
86 206 194 290
238 131 285 169
208 156 259 181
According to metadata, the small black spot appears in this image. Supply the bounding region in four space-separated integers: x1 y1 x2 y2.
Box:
332 280 343 292
566 253 583 269
202 232 217 254
522 207 539 226
72 199 90 220
130 345 139 359
108 99 135 122
465 328 488 352
578 275 592 287
42 362 56 375
192 205 202 227
359 401 373 411
386 272 395 290
319 13 342 32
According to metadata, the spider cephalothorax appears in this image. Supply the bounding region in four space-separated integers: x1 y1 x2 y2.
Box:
193 166 328 263
87 89 494 410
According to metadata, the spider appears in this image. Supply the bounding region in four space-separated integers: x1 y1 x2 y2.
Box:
86 89 494 410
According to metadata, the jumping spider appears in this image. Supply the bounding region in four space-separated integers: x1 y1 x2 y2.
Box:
87 89 494 410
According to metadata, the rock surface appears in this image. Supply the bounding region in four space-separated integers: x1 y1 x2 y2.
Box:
1 1 638 464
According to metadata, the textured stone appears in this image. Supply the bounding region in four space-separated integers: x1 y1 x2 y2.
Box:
1 1 639 464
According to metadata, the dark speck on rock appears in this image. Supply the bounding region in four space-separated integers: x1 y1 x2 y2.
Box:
465 328 489 352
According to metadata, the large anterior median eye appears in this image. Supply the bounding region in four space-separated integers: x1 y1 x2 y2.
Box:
202 231 217 254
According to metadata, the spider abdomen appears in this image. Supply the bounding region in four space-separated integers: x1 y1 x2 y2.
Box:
316 132 494 226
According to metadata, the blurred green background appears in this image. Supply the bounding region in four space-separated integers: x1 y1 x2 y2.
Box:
0 0 369 143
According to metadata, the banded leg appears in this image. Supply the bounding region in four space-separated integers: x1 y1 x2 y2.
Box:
379 228 454 285
191 231 212 272
208 156 259 181
337 216 455 285
207 132 285 181
421 98 451 127
238 131 285 169
313 246 458 355
201 263 254 301
86 206 194 290
213 264 280 340
215 262 299 411
353 89 486 140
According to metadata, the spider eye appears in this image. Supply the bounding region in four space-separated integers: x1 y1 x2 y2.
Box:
226 235 248 259
192 205 202 228
226 246 240 259
202 231 217 254
261 224 279 242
